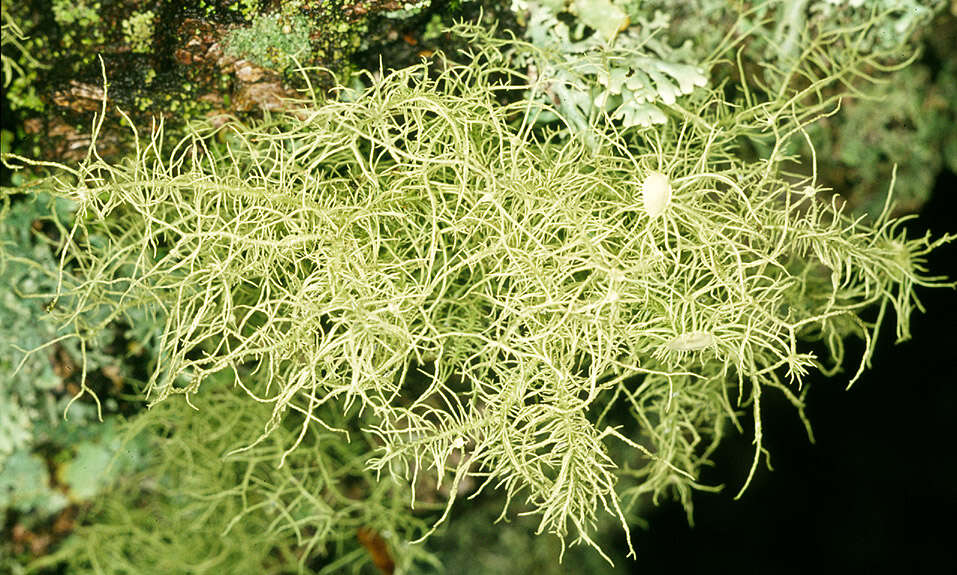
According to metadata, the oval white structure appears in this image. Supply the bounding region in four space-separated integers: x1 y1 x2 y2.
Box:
666 330 715 351
641 171 672 218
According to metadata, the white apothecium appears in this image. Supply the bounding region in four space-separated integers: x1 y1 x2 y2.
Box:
641 171 672 218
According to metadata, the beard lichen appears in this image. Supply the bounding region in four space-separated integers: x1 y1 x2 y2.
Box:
4 26 953 566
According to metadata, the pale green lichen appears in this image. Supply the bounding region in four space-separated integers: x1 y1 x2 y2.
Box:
27 382 435 574
3 2 955 567
506 1 708 132
7 19 952 560
0 193 148 540
569 0 631 41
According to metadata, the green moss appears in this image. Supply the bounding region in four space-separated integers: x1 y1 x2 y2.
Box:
224 12 312 72
51 0 105 49
423 13 445 41
229 0 263 21
384 0 433 19
121 10 155 54
51 0 100 28
6 72 44 112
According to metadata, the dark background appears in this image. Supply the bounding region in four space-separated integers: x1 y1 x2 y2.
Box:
632 170 957 574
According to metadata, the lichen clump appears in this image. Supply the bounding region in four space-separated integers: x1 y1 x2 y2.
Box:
15 26 949 560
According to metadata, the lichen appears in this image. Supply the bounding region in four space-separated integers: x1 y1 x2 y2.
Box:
3 2 955 570
10 25 952 560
